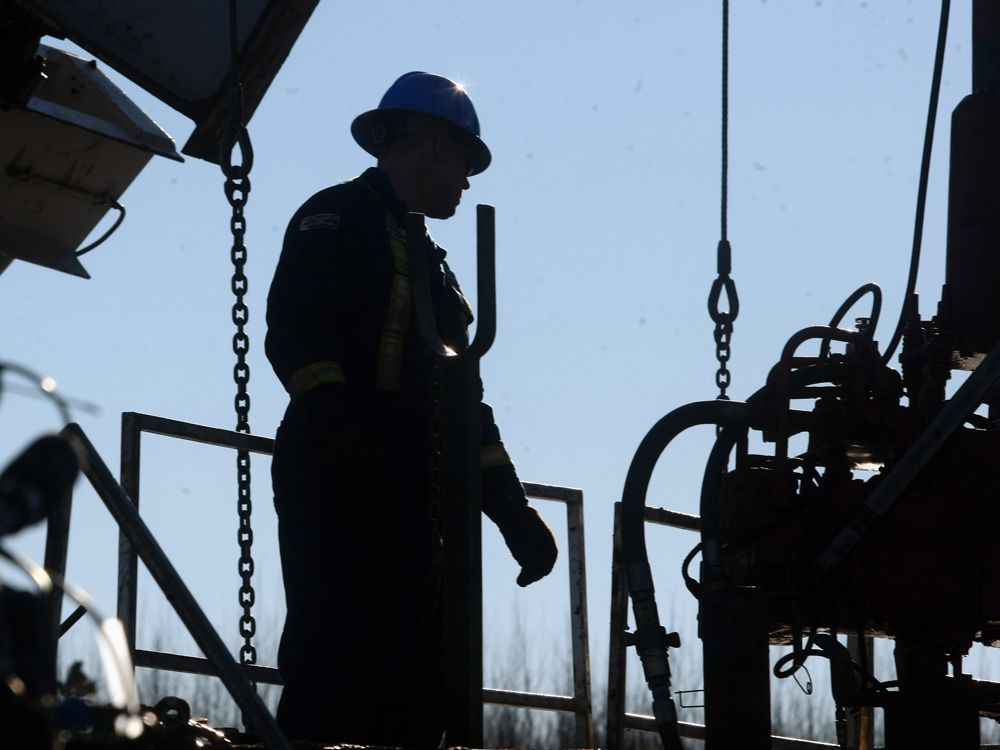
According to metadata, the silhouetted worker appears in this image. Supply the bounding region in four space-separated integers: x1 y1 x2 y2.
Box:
266 71 558 745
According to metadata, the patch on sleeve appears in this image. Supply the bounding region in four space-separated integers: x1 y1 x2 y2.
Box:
299 213 340 231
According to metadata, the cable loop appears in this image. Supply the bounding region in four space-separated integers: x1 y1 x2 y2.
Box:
708 276 739 324
223 123 254 180
76 202 126 257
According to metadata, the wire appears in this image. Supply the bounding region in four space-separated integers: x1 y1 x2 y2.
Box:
773 633 817 678
720 0 729 243
76 202 126 257
773 643 897 693
681 541 703 597
882 0 951 365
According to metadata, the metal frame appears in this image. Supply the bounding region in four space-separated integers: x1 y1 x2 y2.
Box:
606 501 844 750
496 482 594 748
117 411 274 653
112 413 593 744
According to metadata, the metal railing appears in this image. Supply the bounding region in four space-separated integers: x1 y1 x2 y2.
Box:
56 411 594 745
504 482 594 748
51 422 292 750
606 501 844 750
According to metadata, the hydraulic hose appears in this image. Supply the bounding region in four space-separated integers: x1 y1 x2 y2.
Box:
882 0 951 366
819 283 882 359
621 400 749 750
620 361 849 748
698 362 849 586
771 326 862 464
698 425 743 587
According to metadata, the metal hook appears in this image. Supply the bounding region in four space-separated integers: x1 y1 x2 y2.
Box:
468 204 496 358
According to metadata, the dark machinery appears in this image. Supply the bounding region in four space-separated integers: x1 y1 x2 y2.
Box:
622 2 1000 748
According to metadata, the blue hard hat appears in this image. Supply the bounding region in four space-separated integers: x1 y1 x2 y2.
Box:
352 71 492 175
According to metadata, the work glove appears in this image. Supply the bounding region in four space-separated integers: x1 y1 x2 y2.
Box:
497 505 558 587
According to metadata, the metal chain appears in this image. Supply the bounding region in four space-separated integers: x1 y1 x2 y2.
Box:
708 0 739 402
709 241 737 400
712 305 734 397
223 0 257 669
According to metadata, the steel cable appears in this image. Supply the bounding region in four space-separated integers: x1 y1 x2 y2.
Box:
708 0 739 403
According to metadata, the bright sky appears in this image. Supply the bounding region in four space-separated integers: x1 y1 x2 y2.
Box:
0 0 981 736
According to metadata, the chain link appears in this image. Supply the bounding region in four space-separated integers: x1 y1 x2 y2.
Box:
224 120 257 669
713 315 733 398
708 242 738 401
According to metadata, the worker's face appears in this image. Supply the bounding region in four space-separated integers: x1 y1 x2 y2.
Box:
423 131 471 220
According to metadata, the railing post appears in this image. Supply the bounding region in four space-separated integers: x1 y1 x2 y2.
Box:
440 352 484 746
607 502 629 750
42 469 73 650
846 635 875 750
564 490 594 748
118 411 141 653
407 205 496 747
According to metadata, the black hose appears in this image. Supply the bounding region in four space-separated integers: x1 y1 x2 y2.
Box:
681 542 703 598
700 362 848 557
621 361 852 746
76 202 125 257
882 0 951 365
625 362 848 586
819 283 883 358
773 636 897 693
622 401 749 572
677 357 852 600
698 425 742 587
621 400 749 750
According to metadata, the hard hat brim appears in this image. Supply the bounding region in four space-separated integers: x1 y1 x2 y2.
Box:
351 109 492 176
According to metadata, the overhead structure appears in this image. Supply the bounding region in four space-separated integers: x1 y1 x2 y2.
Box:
0 0 318 276
0 44 180 278
5 0 318 163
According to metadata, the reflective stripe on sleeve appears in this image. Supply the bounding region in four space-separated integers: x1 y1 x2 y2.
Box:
376 220 411 391
481 442 513 469
287 360 346 398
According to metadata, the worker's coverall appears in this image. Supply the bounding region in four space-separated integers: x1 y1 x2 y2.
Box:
266 167 548 744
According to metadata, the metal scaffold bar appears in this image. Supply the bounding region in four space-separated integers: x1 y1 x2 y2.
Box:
62 423 291 750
